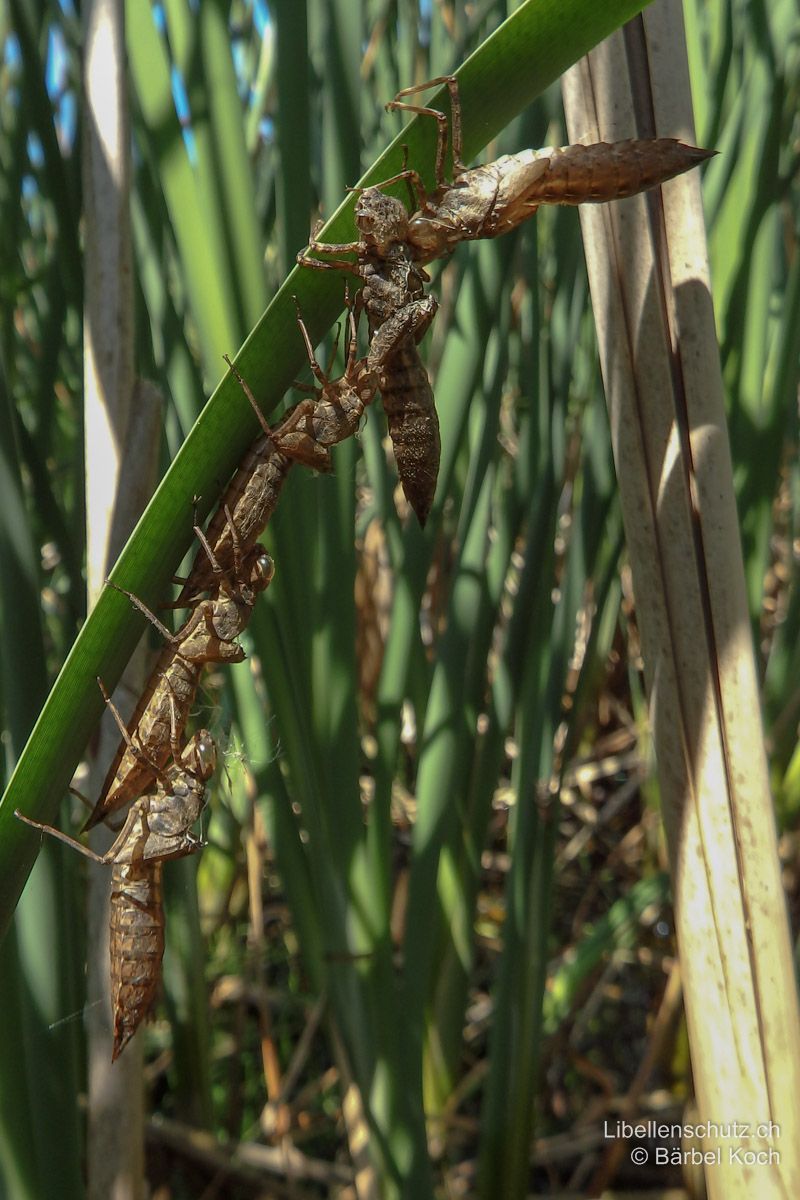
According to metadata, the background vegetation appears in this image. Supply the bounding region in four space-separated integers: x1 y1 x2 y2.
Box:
0 0 798 1197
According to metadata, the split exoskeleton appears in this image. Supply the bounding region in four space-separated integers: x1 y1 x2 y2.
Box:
17 700 217 1060
381 75 714 263
298 201 441 527
84 531 274 829
173 295 383 604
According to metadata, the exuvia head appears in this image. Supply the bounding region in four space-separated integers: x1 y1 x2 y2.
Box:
354 188 410 254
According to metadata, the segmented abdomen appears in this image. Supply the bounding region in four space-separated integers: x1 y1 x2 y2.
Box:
377 341 440 527
482 140 715 241
110 860 165 1060
86 655 202 829
363 264 440 526
175 435 292 604
522 138 712 204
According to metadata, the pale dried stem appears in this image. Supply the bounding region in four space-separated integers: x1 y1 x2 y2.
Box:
562 3 800 1196
82 0 161 1195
